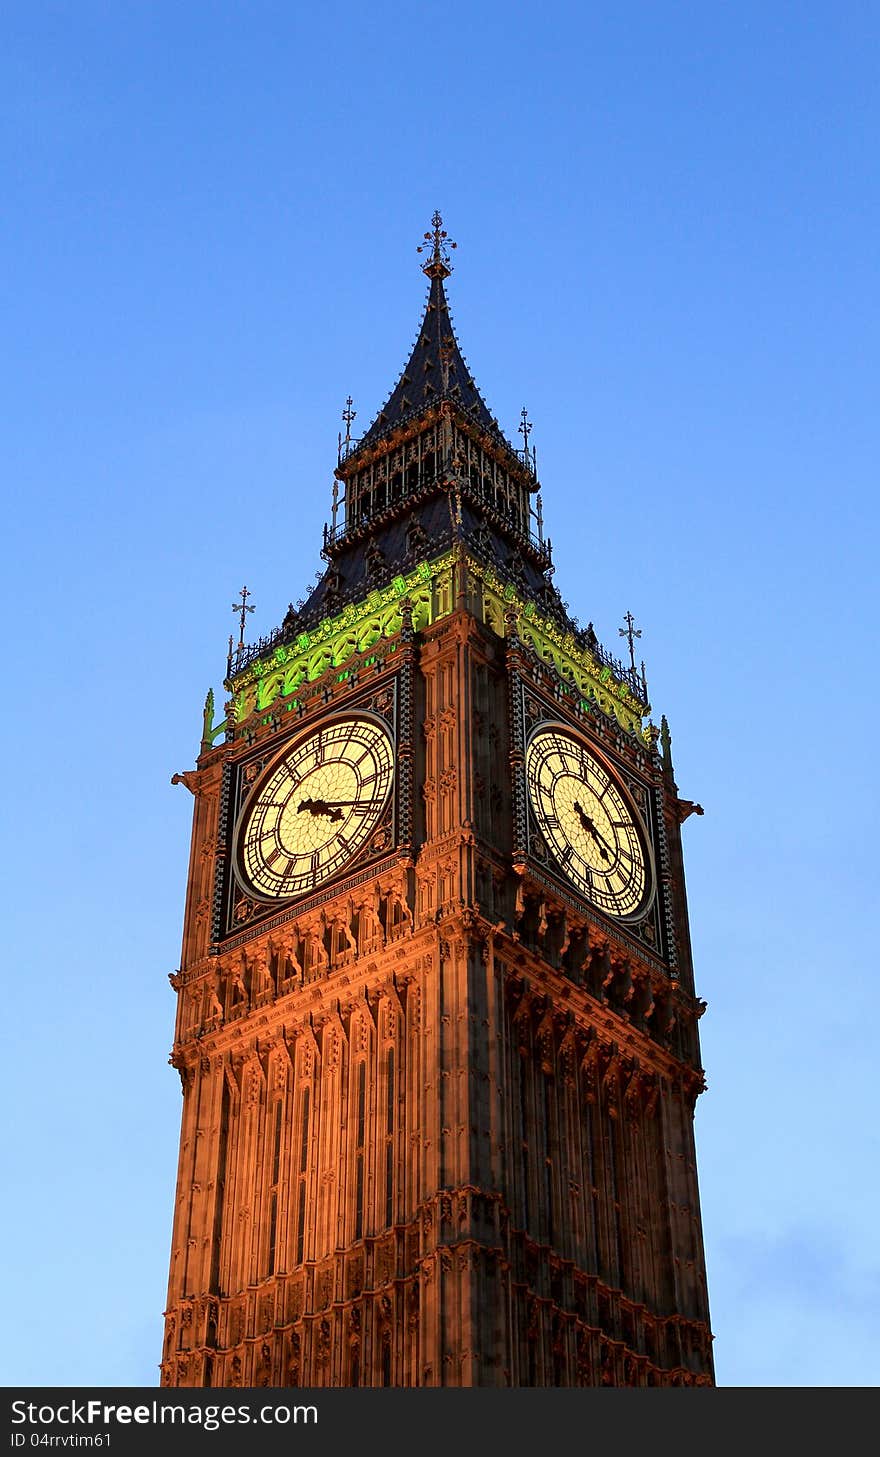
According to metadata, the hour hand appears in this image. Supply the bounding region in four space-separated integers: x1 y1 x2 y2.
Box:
572 801 611 861
297 797 344 822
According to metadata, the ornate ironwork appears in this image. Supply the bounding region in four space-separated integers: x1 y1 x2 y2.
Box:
619 610 642 676
322 467 548 566
417 210 457 279
232 585 256 648
337 396 357 464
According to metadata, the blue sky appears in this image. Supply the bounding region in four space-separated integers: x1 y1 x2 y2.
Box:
2 1 877 1387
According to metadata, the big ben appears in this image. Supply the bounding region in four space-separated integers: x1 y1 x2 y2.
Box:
161 214 714 1388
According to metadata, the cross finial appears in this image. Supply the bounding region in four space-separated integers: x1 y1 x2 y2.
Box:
519 406 538 478
417 210 457 279
337 395 357 464
232 585 255 649
618 610 642 675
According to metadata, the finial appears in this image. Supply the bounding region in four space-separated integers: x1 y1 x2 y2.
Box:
618 610 642 676
417 210 457 279
519 406 538 477
660 714 673 772
337 395 357 465
232 585 255 650
329 478 340 535
200 688 215 753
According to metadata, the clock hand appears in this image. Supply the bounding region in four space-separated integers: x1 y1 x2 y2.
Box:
313 798 371 807
572 801 612 862
297 798 344 823
299 796 372 811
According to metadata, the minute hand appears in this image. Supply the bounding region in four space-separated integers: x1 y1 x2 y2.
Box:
311 798 371 808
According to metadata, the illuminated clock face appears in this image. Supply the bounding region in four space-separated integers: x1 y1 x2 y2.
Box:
235 717 394 901
525 726 653 920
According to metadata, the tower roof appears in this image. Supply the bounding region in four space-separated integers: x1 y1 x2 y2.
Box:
350 213 499 458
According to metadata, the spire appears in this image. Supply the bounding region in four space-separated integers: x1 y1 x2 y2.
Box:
354 212 497 452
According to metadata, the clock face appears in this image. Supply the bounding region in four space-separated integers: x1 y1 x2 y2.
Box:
234 716 394 901
525 726 653 920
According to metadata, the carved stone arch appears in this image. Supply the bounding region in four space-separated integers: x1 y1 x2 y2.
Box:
331 632 358 668
321 1010 348 1073
268 1044 290 1096
356 885 385 953
601 1048 622 1113
283 662 306 695
277 1034 297 1077
349 1002 374 1060
383 868 414 939
356 619 382 653
519 621 537 654
294 1024 320 1083
242 1054 266 1109
324 908 351 967
621 1059 643 1119
510 985 536 1037
380 602 405 637
256 673 283 712
221 1057 242 1105
281 925 305 981
253 948 276 998
300 916 330 976
378 983 404 1044
307 647 334 682
403 977 422 1036
411 588 432 632
559 1027 578 1086
535 1009 557 1075
580 1034 604 1104
484 595 504 637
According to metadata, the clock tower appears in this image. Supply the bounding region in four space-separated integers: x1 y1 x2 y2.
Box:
161 216 714 1388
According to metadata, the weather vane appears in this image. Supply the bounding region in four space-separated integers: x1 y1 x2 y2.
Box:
232 585 255 649
417 210 457 279
618 610 642 675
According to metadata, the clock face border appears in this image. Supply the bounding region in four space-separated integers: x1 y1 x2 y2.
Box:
524 720 657 924
230 710 396 908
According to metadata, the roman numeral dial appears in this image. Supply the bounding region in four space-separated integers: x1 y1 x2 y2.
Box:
235 716 395 901
525 726 654 920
